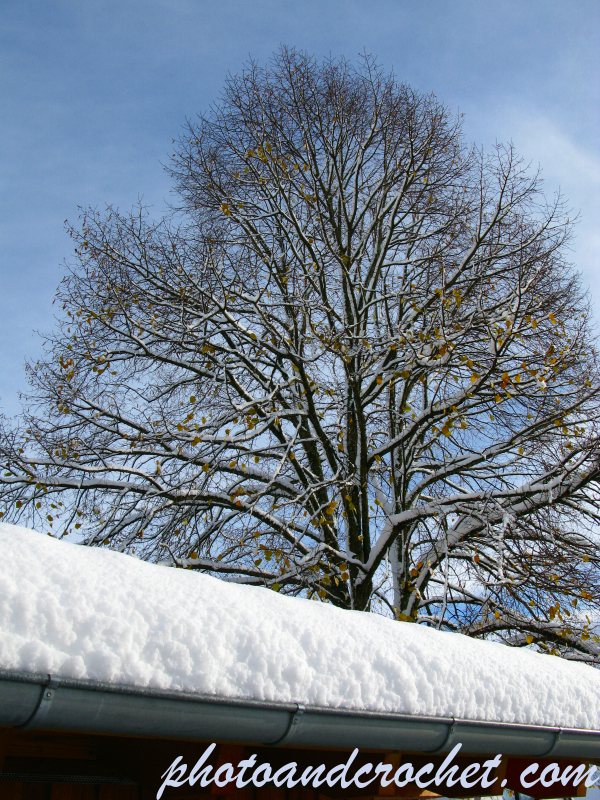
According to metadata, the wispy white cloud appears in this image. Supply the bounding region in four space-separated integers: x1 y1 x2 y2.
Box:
496 111 600 303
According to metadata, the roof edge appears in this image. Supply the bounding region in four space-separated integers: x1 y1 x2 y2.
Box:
0 669 599 759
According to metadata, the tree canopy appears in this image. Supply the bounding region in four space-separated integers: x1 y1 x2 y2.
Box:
2 49 600 662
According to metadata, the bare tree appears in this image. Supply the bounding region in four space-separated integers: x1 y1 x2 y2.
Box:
2 49 600 661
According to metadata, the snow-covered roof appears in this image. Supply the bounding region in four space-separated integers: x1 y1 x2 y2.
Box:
1 523 599 731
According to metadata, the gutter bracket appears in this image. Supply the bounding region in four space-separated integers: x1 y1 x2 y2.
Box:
428 719 456 754
17 674 59 730
267 703 306 746
542 728 563 757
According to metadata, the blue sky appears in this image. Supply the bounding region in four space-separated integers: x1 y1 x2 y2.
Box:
1 0 599 417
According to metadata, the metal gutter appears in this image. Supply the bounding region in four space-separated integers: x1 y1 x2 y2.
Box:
1 669 599 759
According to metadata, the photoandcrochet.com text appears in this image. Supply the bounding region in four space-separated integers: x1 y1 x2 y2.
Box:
157 742 599 799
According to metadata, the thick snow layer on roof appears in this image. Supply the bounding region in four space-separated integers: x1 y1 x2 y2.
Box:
1 523 600 730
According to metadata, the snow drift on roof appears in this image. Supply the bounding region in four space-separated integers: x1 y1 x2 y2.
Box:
1 523 599 730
